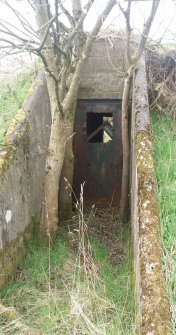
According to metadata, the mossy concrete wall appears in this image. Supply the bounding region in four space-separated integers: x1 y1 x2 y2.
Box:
131 55 171 335
0 71 51 288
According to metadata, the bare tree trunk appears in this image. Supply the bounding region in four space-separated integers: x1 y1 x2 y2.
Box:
119 0 160 221
72 0 82 22
40 72 74 237
42 114 72 237
120 66 133 220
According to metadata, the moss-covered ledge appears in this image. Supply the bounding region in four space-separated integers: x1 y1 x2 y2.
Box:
0 109 28 182
131 55 171 335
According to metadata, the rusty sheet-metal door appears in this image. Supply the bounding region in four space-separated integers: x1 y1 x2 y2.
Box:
73 100 122 206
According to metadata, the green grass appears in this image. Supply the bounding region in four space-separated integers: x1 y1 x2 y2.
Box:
91 235 135 334
0 238 70 334
0 212 135 335
0 71 34 145
151 114 176 330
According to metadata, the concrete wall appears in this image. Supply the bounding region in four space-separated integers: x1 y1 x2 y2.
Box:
131 55 171 335
0 71 51 288
78 37 125 99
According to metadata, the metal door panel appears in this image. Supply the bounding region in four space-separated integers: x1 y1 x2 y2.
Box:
73 100 122 206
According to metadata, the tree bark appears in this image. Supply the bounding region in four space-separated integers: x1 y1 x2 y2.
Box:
119 0 160 221
41 114 72 237
120 65 133 220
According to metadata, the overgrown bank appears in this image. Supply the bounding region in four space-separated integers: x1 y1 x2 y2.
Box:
0 209 135 335
152 114 176 332
0 71 34 145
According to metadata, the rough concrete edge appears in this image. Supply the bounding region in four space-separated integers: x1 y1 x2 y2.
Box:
131 74 141 330
0 110 28 182
132 55 171 335
22 69 46 112
0 70 46 183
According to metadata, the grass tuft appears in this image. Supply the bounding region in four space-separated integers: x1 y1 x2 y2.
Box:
152 114 176 332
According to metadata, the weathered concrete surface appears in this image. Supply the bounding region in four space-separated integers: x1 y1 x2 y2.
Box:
23 71 51 215
0 71 51 288
78 37 125 99
131 56 171 335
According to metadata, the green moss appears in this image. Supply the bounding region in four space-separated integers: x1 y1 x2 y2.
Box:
0 216 38 290
0 71 33 145
0 305 18 322
4 108 26 143
0 147 14 182
35 79 45 86
69 151 74 163
0 109 30 182
59 203 73 221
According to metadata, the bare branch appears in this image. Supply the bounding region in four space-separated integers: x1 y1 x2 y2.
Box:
35 13 67 56
119 0 132 64
0 38 38 52
36 15 56 51
71 0 82 24
55 0 60 35
133 0 160 63
0 0 36 34
38 50 64 117
0 26 37 45
119 0 160 219
59 0 74 26
0 19 38 41
59 21 70 34
66 0 95 45
26 0 35 11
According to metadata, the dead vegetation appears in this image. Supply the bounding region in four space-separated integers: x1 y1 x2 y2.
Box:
65 207 126 267
147 47 176 120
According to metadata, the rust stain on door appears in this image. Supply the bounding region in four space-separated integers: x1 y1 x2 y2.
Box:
73 100 122 206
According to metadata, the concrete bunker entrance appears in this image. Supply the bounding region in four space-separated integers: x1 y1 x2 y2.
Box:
73 99 122 206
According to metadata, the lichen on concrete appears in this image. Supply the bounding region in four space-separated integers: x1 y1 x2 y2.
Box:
0 147 14 182
131 55 171 335
136 130 171 335
0 217 35 289
0 108 30 182
5 109 26 139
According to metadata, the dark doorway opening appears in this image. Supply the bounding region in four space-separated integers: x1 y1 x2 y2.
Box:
87 112 113 143
73 100 122 206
